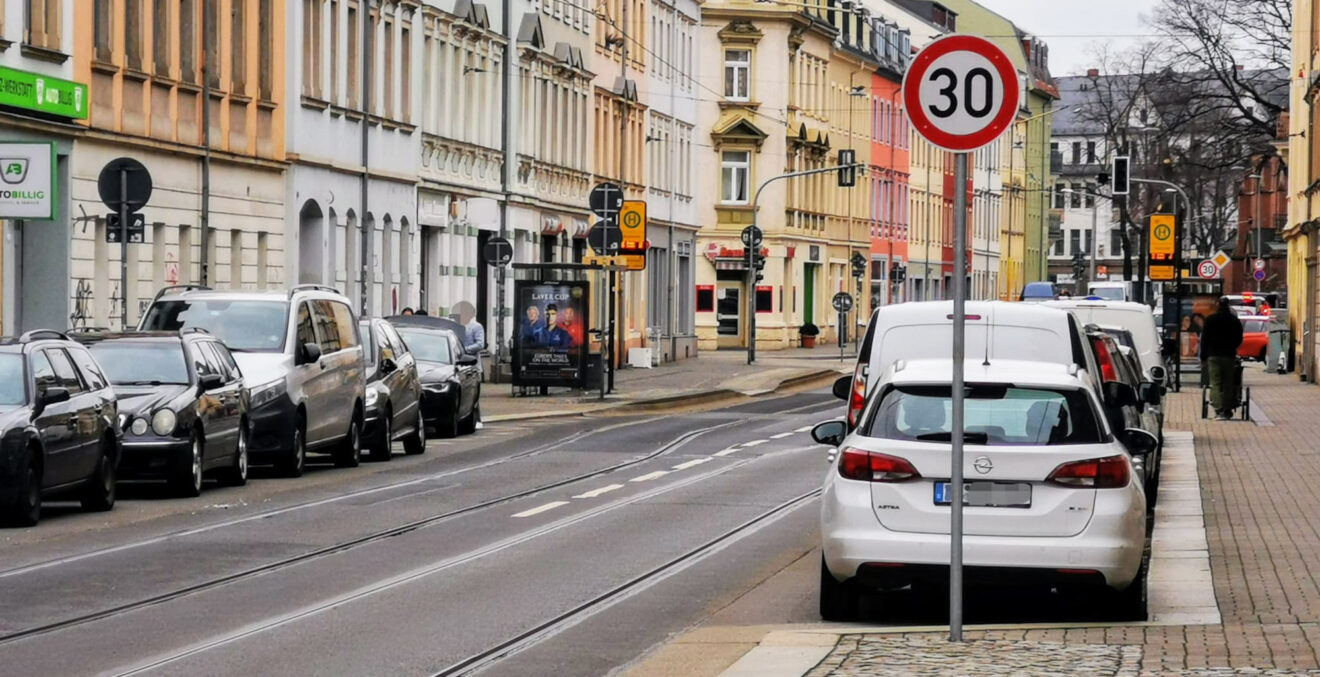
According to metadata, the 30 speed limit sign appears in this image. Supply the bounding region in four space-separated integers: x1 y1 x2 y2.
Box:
902 35 1020 152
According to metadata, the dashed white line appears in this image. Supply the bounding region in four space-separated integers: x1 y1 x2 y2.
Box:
573 484 624 499
714 448 739 457
770 432 795 440
630 471 670 483
672 458 712 470
742 440 767 448
795 426 813 433
512 501 570 518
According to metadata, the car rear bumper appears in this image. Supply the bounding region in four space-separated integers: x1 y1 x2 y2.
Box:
821 481 1146 590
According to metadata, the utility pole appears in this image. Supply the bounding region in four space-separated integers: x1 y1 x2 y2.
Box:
200 3 211 286
360 0 373 316
496 0 514 381
1255 172 1264 291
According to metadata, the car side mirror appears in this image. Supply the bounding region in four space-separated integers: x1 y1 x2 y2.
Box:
380 357 397 374
832 375 852 401
37 387 70 410
1103 381 1136 408
1139 382 1161 406
457 353 479 367
299 342 322 365
1123 428 1159 456
811 420 847 447
197 373 224 392
1149 365 1167 385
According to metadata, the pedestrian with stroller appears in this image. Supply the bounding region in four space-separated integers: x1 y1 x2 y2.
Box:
1200 297 1244 420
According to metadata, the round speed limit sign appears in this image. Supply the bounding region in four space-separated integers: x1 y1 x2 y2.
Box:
902 35 1020 152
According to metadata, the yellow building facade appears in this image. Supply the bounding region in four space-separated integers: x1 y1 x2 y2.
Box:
999 119 1027 300
1286 0 1319 379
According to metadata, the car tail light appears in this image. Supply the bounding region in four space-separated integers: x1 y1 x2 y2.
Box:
1091 338 1117 381
846 363 868 428
838 447 921 482
1046 455 1130 488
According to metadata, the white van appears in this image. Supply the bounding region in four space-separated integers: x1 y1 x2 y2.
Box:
1087 281 1133 302
1043 300 1166 384
837 301 1103 428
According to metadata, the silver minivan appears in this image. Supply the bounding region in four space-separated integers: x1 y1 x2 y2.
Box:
139 284 366 476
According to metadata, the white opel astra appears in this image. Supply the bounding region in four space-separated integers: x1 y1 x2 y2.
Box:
814 358 1151 622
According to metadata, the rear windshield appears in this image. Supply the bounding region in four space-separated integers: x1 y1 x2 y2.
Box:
1090 287 1126 301
1100 328 1135 350
395 327 453 364
88 342 190 385
862 384 1104 446
141 300 289 352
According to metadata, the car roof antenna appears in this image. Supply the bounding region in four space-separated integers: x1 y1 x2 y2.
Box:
982 308 992 366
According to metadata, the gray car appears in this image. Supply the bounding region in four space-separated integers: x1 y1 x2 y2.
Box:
139 285 366 477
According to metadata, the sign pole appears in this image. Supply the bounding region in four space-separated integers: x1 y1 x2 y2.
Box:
950 151 968 642
118 168 130 330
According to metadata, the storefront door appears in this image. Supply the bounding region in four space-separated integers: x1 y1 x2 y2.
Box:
716 281 743 349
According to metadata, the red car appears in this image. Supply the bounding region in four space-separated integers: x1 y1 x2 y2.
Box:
1238 316 1270 361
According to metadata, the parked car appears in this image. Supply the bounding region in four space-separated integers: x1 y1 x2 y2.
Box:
836 301 1104 431
1239 316 1270 362
360 318 425 461
813 358 1152 622
1086 281 1132 302
139 284 366 476
1085 328 1162 500
72 329 250 496
387 316 481 438
1044 299 1167 386
1019 281 1059 302
0 330 122 526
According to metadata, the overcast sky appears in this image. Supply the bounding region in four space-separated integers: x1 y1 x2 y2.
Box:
972 0 1156 77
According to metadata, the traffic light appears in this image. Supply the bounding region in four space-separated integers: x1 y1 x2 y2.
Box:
1097 171 1109 186
1111 156 1129 196
838 149 857 188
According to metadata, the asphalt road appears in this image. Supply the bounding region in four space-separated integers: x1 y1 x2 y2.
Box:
0 389 842 677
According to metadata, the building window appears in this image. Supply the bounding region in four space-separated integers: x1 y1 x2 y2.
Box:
25 0 60 50
724 49 750 101
1070 186 1081 209
94 1 113 61
153 0 170 75
1086 141 1097 163
347 2 360 108
232 0 248 91
259 0 273 99
180 0 196 82
1084 183 1096 208
1053 183 1065 210
204 0 220 87
1071 141 1081 165
1110 230 1123 256
400 17 411 122
383 13 394 118
1052 237 1064 256
1069 230 1080 255
721 150 750 204
125 0 143 69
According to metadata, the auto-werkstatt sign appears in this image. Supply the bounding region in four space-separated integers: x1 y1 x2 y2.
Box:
0 66 87 119
0 143 54 219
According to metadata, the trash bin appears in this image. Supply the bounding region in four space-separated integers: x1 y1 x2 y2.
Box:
584 353 603 391
1267 328 1289 373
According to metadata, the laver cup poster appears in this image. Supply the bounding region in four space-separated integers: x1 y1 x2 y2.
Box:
513 280 590 388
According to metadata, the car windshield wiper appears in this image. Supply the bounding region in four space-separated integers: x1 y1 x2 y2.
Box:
117 380 184 386
915 431 990 444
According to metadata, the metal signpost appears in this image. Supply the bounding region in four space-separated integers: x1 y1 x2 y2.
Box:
589 181 624 398
902 34 1020 642
97 158 152 330
482 237 514 383
832 292 853 362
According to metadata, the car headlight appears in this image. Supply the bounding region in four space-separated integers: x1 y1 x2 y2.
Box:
250 379 287 408
151 409 177 437
130 417 149 436
424 381 454 393
365 388 378 407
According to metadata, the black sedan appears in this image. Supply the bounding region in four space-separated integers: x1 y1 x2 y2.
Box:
75 330 249 497
0 330 122 527
360 318 425 461
387 316 480 438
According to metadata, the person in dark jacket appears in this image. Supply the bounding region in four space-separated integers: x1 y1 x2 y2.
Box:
1200 297 1244 419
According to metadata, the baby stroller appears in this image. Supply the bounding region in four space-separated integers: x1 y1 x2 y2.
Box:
1199 357 1250 421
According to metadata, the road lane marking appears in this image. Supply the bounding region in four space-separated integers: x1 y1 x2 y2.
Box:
770 432 794 439
573 484 624 499
795 426 813 432
714 448 739 457
512 501 570 518
672 458 712 470
742 440 767 447
630 471 670 482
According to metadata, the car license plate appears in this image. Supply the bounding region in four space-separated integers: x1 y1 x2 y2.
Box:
934 481 1032 508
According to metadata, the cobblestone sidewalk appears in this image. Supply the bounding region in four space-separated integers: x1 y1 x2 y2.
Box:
800 366 1320 675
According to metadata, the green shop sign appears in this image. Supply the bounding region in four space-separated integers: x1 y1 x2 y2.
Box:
0 66 87 119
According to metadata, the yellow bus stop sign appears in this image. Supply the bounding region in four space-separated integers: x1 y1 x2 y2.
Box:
619 200 647 248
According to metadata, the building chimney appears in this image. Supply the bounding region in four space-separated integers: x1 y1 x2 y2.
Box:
1087 68 1099 77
